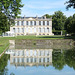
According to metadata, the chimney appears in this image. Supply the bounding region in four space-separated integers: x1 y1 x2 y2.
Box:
24 15 25 18
36 15 38 19
44 16 46 19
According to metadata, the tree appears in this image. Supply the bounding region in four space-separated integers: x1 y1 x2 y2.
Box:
52 11 66 30
43 14 52 18
0 54 9 75
0 12 10 33
65 14 75 34
65 0 75 9
0 0 24 33
0 0 24 18
52 50 65 70
64 49 75 70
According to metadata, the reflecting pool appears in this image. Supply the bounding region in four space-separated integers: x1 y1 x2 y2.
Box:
0 40 75 75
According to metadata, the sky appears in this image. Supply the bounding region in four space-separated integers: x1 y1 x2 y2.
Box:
20 0 75 17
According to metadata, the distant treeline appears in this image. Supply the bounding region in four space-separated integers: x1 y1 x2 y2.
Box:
44 11 75 35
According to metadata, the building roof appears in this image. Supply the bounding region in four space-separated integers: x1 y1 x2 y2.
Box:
16 16 52 20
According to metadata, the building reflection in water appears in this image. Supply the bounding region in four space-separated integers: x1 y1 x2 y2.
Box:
5 40 53 67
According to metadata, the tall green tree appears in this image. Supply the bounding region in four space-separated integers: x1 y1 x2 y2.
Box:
65 14 75 34
52 50 65 70
0 0 24 33
64 49 75 70
0 12 10 33
0 54 9 75
65 0 75 9
43 14 52 18
52 11 67 30
0 0 24 18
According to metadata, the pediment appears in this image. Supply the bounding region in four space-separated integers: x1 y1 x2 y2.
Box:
28 17 35 20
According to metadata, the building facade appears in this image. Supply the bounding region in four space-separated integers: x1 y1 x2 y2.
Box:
10 16 54 36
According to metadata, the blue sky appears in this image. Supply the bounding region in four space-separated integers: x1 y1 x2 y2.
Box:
20 0 75 17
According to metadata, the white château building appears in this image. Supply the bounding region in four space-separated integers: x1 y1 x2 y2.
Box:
3 16 54 36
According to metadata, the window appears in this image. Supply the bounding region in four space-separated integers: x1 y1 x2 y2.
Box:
13 28 15 33
34 21 36 25
39 21 41 25
39 28 41 32
47 58 49 62
21 21 24 26
47 28 49 32
30 21 32 25
26 21 28 25
47 21 49 25
43 21 45 25
18 28 19 33
17 21 19 25
22 28 24 33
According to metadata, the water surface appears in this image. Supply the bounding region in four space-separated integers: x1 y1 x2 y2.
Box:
0 40 75 75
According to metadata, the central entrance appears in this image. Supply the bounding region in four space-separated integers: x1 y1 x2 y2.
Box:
26 27 37 35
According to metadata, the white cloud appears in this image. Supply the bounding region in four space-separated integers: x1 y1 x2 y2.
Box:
20 0 74 17
25 0 66 9
63 11 75 17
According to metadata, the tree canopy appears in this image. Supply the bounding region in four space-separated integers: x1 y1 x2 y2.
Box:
52 11 66 30
65 14 75 34
0 0 24 34
0 12 10 33
52 49 75 70
43 14 52 18
65 0 75 9
0 0 24 18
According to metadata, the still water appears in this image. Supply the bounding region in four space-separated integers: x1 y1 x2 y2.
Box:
0 40 75 75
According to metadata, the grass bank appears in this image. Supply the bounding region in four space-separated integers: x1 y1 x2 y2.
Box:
0 35 75 40
0 39 9 54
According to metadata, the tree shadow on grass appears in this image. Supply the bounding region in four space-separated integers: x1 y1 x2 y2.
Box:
37 36 75 39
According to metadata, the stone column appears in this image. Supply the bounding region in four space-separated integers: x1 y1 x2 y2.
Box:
28 27 30 34
37 50 39 63
32 21 34 26
36 27 39 36
24 21 26 26
32 27 34 33
36 21 38 25
24 27 26 35
43 28 45 33
50 27 52 35
28 21 30 26
29 50 30 57
49 49 53 63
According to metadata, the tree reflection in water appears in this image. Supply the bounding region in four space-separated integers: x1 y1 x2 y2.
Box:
52 49 65 70
65 49 75 70
52 48 75 70
0 54 9 75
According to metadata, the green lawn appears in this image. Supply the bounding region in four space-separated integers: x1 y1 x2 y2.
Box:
0 35 75 40
0 39 9 54
0 35 75 54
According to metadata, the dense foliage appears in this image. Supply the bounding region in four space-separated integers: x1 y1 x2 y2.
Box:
0 0 24 18
43 14 52 18
44 11 75 35
52 49 75 70
52 11 66 30
0 54 9 75
0 12 10 33
65 14 75 34
0 0 23 34
65 0 75 9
